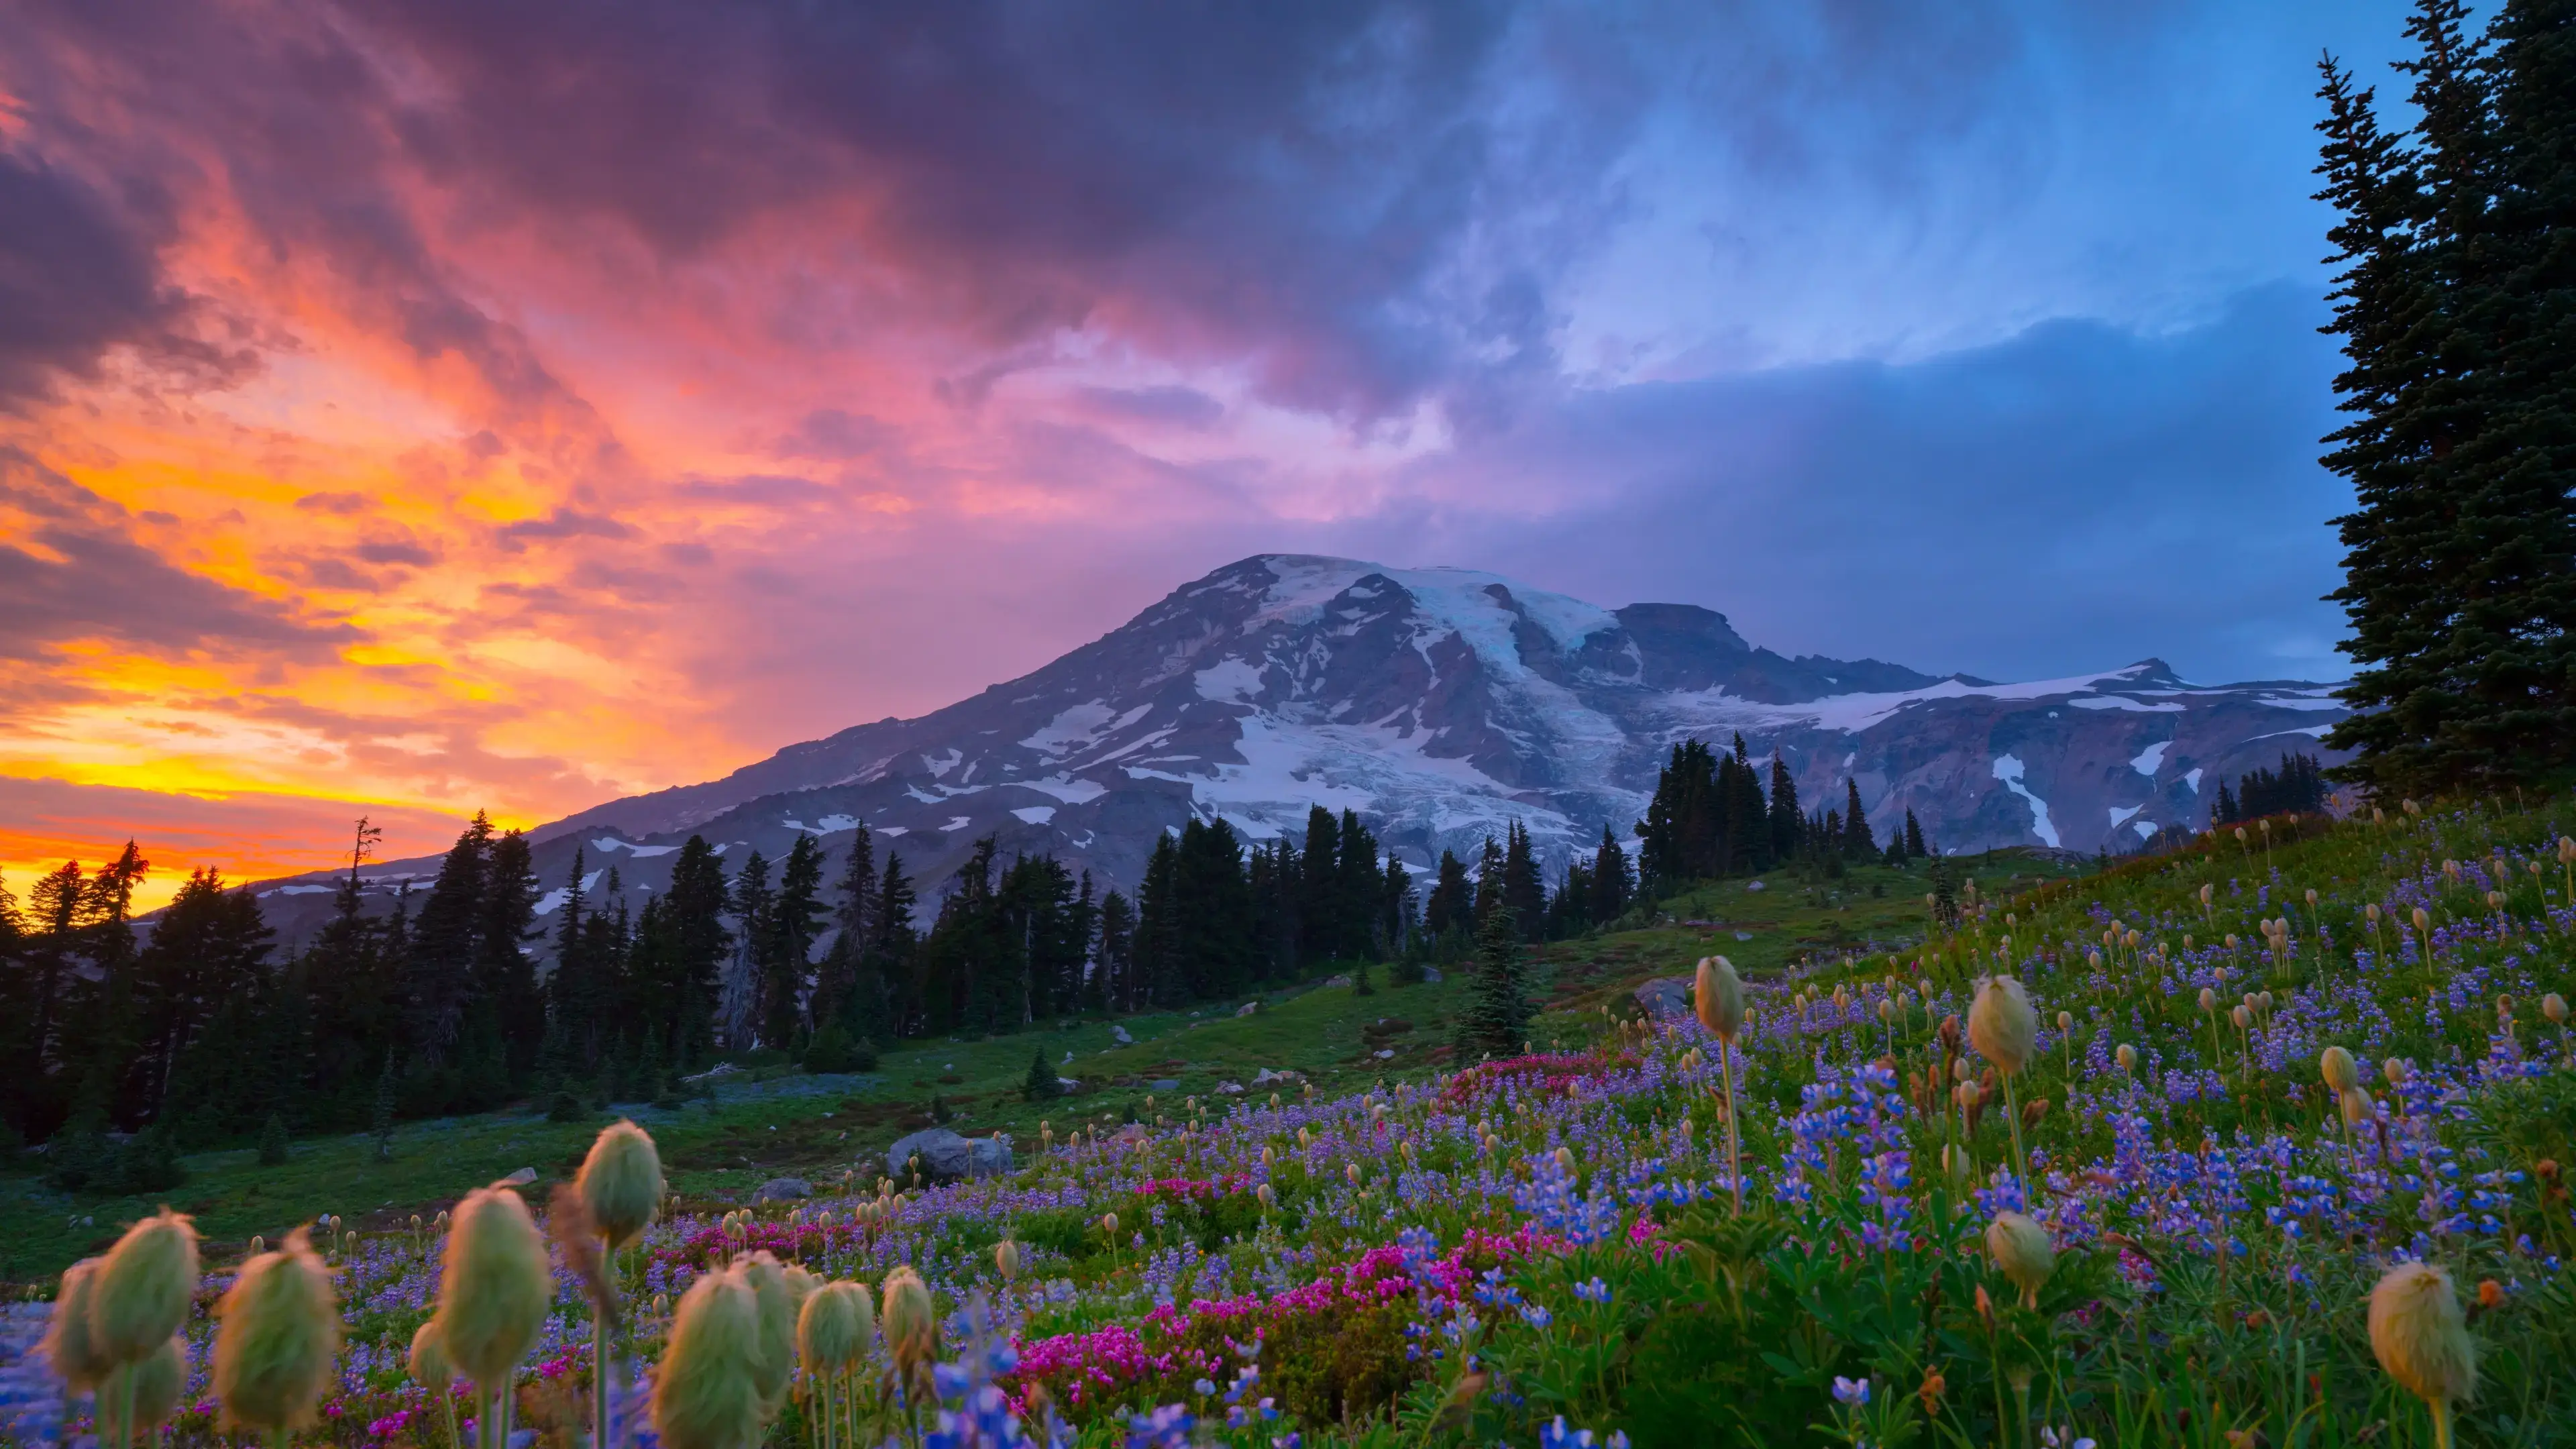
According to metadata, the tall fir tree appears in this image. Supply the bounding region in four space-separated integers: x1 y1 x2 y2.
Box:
1843 779 1875 858
1587 825 1631 925
1454 906 1532 1060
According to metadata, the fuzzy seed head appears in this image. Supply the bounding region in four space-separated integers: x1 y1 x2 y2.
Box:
43 1260 111 1391
736 1252 795 1407
2412 906 2431 933
1694 957 1745 1042
2116 1044 2138 1072
2544 993 2568 1025
2368 1263 2475 1408
213 1228 340 1433
2320 1046 2359 1095
1968 977 2037 1077
129 1335 187 1432
2385 1057 2411 1087
654 1269 767 1449
95 1209 200 1364
577 1121 665 1249
796 1281 873 1376
1984 1212 2055 1306
434 1186 550 1385
879 1267 936 1375
2340 1087 2375 1128
407 1319 453 1394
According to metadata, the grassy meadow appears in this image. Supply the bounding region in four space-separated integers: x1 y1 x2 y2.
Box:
7 809 2574 1448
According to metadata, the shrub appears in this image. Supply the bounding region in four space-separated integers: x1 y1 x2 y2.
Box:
256 1112 290 1167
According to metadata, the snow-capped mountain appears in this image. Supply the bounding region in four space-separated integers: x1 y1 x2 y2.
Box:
251 554 2349 933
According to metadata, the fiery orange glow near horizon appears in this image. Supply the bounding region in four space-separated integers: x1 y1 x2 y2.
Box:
0 4 2368 908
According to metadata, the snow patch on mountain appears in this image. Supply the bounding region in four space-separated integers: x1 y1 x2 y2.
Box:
2131 742 2169 776
1991 754 2061 848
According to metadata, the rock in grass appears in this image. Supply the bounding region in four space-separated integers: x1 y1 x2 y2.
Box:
883 1129 1012 1184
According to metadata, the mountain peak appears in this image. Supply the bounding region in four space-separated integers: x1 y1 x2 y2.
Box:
245 559 2350 949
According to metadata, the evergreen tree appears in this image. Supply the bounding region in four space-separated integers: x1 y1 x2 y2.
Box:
660 836 733 1067
132 869 272 1119
869 849 917 1035
813 828 875 1029
1424 851 1472 938
1636 739 1724 894
1022 1048 1061 1101
1903 810 1927 861
2318 3 2576 792
1724 735 1771 874
1587 824 1631 925
1472 835 1508 928
1768 755 1803 861
1500 821 1547 943
724 849 773 1049
761 835 827 1047
1298 806 1341 963
1454 907 1532 1060
1095 890 1135 1011
1132 833 1179 1007
1843 779 1875 859
1336 811 1385 959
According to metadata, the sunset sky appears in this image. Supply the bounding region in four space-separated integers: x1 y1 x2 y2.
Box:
2 1 2413 907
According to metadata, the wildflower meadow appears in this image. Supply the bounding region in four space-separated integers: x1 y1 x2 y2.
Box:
7 796 2576 1448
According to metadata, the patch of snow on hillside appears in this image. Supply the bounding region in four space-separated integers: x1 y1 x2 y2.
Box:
2133 819 2157 839
1021 700 1150 758
592 837 679 858
782 814 859 835
1657 663 2178 737
1990 754 2061 847
2109 805 2142 828
2131 741 2169 776
2247 725 2336 741
2255 692 2347 712
1010 806 1057 825
2184 767 2204 793
262 884 335 898
1195 658 1266 702
877 826 908 837
923 747 963 777
533 870 605 917
2072 696 2185 713
1020 775 1108 804
941 815 973 831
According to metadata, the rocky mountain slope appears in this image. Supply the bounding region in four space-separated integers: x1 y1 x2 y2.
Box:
248 554 2349 937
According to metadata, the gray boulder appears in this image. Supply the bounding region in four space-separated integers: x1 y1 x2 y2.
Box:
1632 977 1693 1019
885 1128 1013 1184
497 1167 538 1187
754 1177 812 1201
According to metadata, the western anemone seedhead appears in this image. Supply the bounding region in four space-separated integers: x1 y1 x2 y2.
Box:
1968 977 2037 1077
213 1228 341 1434
2341 1087 2376 1128
994 1240 1024 1282
780 1263 820 1311
2368 1263 2475 1410
2320 1046 2360 1095
577 1121 665 1249
129 1336 187 1432
2115 1044 2139 1072
879 1266 936 1375
407 1319 453 1394
435 1186 550 1386
795 1281 871 1375
1694 957 1745 1042
95 1209 201 1364
654 1269 767 1449
42 1258 112 1391
1984 1212 2055 1307
736 1252 795 1407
